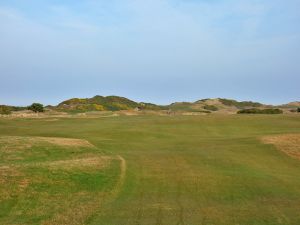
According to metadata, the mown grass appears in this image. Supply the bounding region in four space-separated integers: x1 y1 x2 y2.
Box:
0 114 300 224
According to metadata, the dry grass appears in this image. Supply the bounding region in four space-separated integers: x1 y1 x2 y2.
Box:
18 178 30 190
0 136 33 151
0 166 25 201
32 137 94 148
0 136 94 150
40 156 111 171
0 136 110 171
41 193 106 225
261 133 300 160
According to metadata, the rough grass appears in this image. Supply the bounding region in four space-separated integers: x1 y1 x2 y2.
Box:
0 114 300 224
0 136 125 225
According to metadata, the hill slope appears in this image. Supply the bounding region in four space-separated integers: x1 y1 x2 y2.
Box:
280 101 300 108
56 95 166 112
2 96 299 114
168 98 266 113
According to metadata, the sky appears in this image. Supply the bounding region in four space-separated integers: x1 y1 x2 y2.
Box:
0 0 299 106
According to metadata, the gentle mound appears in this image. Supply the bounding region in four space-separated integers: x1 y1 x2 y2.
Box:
0 136 126 225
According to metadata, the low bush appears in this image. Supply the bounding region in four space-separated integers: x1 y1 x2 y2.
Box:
0 105 25 115
219 98 262 108
0 105 11 115
237 108 283 114
28 103 44 113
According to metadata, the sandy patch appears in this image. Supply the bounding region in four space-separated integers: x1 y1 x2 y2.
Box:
261 134 300 160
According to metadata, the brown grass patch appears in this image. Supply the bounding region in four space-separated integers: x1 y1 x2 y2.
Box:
41 193 106 225
19 178 30 190
0 166 25 200
0 136 94 150
32 137 94 148
0 136 33 152
41 156 111 170
0 166 23 184
0 136 96 163
149 203 173 210
261 134 300 160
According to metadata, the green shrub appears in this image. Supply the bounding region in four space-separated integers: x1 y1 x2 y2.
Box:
0 106 11 115
0 105 25 115
139 103 167 110
57 95 145 112
237 108 283 114
219 99 262 108
168 102 194 111
203 105 218 111
298 108 300 113
28 103 44 113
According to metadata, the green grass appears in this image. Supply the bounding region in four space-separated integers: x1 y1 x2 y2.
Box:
0 114 300 224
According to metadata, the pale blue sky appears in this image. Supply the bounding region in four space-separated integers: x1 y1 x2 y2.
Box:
0 0 299 106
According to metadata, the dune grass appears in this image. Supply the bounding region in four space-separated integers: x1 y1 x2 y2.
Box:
0 114 300 224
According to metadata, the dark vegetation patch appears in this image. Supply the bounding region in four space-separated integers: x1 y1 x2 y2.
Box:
290 108 300 113
168 102 194 111
28 103 44 113
56 95 166 112
203 105 218 111
219 98 263 108
237 108 283 114
168 102 211 113
139 102 168 111
0 105 26 115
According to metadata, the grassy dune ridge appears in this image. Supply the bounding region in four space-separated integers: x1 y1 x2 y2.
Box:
0 114 300 224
